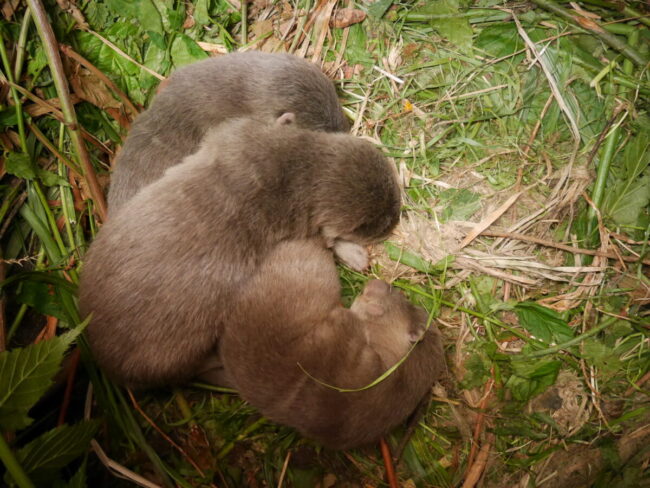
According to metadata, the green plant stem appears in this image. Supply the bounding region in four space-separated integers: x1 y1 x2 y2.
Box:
289 0 311 53
403 9 510 22
173 389 196 427
14 8 32 80
524 316 616 358
217 417 267 459
0 433 35 488
0 33 28 153
530 0 649 67
26 0 108 221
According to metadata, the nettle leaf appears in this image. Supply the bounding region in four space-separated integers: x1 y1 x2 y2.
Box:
0 328 81 431
170 33 208 68
5 152 36 180
13 421 99 484
506 358 561 401
515 302 574 344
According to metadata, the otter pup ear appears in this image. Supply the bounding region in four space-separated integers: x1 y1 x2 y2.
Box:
276 112 296 126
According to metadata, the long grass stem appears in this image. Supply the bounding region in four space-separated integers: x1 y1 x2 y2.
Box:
0 433 35 488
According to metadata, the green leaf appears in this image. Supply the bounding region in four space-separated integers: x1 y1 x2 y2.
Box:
170 34 208 68
603 132 650 227
194 0 211 25
5 153 36 180
0 328 82 430
14 281 67 321
36 169 70 188
368 0 393 19
506 358 561 401
438 188 481 222
514 302 574 344
384 242 453 274
422 0 473 53
476 23 523 58
67 460 87 488
19 422 98 476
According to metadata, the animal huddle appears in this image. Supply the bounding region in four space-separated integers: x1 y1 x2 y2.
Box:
79 52 445 449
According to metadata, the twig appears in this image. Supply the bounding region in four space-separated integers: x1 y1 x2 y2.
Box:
126 389 209 480
529 0 649 67
624 370 650 397
379 438 399 488
57 347 80 425
461 433 494 488
27 0 108 221
276 451 291 488
466 377 494 470
91 439 163 488
479 229 650 265
59 44 139 118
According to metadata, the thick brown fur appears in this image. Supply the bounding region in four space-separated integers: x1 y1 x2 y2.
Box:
79 119 401 388
221 238 445 449
108 51 348 212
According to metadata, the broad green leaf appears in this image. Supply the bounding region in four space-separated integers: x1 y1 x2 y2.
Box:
514 302 574 344
14 280 67 320
0 328 82 430
170 33 208 68
36 168 70 188
419 0 473 54
438 188 481 222
475 23 523 57
194 0 211 25
384 242 454 274
506 358 561 401
14 421 99 483
5 152 36 180
603 133 650 227
368 0 393 18
67 461 87 488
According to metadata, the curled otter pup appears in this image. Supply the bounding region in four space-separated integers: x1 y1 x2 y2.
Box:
220 238 445 449
79 119 401 388
108 51 349 212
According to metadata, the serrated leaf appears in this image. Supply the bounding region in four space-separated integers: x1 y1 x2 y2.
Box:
15 421 99 482
515 302 574 344
170 33 208 68
5 153 36 180
506 358 561 401
0 328 82 430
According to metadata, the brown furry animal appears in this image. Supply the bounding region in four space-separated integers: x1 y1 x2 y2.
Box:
108 51 348 212
79 118 401 388
220 238 445 449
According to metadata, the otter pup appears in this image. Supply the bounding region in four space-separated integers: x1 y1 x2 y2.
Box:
108 51 349 213
220 238 445 449
79 118 401 388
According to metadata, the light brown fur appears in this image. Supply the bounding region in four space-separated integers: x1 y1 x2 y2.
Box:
79 119 401 388
220 238 445 449
108 51 348 212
